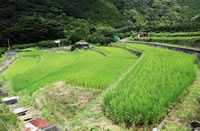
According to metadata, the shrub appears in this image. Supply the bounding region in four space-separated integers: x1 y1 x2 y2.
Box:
36 40 57 48
60 39 72 46
11 43 36 50
86 33 115 45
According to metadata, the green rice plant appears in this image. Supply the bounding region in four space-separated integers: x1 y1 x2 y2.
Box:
17 50 47 57
104 43 197 126
4 47 138 94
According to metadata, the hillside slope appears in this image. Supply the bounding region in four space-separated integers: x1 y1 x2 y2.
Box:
0 0 200 46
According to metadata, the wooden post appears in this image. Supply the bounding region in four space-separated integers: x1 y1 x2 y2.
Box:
7 39 10 51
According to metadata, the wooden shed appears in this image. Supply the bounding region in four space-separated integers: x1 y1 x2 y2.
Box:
24 118 61 131
75 40 91 50
138 32 148 37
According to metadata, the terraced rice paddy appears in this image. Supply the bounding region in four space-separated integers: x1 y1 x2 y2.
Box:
104 43 197 126
4 47 138 94
3 43 197 128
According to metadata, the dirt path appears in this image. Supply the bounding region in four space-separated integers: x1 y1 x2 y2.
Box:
69 49 144 130
0 52 18 75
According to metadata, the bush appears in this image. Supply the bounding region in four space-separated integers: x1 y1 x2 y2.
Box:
36 40 58 48
86 33 115 45
11 40 59 50
98 27 116 38
60 39 72 46
0 48 6 57
11 43 36 50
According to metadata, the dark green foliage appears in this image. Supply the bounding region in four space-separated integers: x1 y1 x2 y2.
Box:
60 39 72 46
0 48 6 57
11 40 58 50
0 0 200 48
86 27 116 45
11 44 37 50
10 17 64 44
142 22 200 32
37 40 58 48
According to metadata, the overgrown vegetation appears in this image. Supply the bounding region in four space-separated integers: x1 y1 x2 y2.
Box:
0 55 6 62
104 43 197 126
0 103 20 130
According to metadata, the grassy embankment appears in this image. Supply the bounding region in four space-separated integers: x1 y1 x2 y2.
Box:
0 104 20 130
104 43 197 127
0 48 6 62
130 32 200 48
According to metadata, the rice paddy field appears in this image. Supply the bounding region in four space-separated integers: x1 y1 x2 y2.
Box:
2 43 198 129
4 47 138 94
104 43 197 126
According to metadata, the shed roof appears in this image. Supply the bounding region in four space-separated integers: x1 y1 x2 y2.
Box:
138 32 148 34
29 119 53 129
2 96 19 101
76 40 89 45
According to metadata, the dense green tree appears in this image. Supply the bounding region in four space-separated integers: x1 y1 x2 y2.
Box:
0 0 200 47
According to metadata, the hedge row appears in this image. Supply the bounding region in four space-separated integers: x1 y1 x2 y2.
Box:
11 39 72 50
134 37 200 48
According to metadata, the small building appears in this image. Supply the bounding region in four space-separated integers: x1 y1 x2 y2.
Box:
75 40 90 50
2 96 19 105
138 32 148 37
114 36 120 40
24 118 61 131
54 39 65 47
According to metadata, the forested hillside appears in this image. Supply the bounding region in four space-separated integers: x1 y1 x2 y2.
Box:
0 0 200 47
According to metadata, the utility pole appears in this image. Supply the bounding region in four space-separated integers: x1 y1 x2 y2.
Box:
7 39 10 51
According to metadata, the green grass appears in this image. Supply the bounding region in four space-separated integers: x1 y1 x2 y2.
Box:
0 104 20 130
135 36 200 40
104 43 197 126
17 50 47 57
131 36 200 48
0 55 6 62
21 47 40 51
149 32 200 37
4 47 138 95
